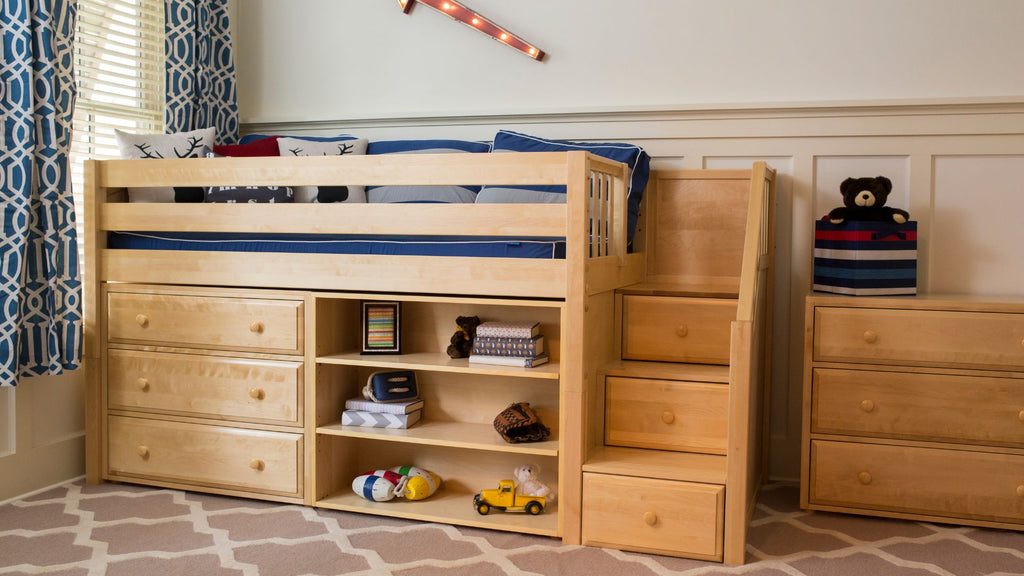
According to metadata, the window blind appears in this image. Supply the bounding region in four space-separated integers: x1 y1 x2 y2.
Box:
70 0 164 266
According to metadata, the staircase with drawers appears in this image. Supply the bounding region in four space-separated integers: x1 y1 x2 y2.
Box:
580 165 776 564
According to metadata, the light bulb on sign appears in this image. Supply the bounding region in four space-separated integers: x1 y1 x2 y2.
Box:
397 0 545 61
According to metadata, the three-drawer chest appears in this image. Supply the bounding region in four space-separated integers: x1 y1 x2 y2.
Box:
101 284 307 503
801 294 1024 529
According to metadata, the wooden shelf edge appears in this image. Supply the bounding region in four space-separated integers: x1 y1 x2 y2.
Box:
317 352 560 379
601 361 730 384
317 420 560 457
315 489 560 537
583 446 727 485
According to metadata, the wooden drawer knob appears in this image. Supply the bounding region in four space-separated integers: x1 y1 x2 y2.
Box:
136 445 150 459
249 387 265 400
643 511 658 526
857 471 872 485
249 459 265 471
862 330 878 344
1017 485 1024 498
1018 409 1024 423
661 411 675 424
136 378 149 392
135 314 149 328
249 320 264 334
675 325 688 338
860 400 875 413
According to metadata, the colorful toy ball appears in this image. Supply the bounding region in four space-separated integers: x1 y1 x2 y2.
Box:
390 466 441 500
352 470 403 502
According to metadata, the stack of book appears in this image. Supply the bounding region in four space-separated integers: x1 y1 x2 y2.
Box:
342 397 424 429
468 320 550 368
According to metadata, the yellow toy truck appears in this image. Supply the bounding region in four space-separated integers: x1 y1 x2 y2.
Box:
473 479 545 515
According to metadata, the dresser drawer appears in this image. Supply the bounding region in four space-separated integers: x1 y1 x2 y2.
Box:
814 307 1024 370
582 473 723 560
107 416 302 497
622 296 735 364
812 368 1024 447
108 350 302 426
108 292 303 355
605 376 728 454
809 440 1024 524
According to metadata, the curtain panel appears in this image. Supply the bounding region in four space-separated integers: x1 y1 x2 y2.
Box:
165 0 238 143
0 0 82 386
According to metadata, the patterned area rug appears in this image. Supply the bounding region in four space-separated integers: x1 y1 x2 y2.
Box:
1 481 1021 575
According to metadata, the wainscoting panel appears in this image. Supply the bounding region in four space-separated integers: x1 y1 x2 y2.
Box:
244 98 1024 480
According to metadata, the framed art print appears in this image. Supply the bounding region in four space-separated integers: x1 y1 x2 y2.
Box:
362 301 402 354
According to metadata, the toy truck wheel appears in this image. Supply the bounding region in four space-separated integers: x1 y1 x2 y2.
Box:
476 502 491 515
525 501 543 515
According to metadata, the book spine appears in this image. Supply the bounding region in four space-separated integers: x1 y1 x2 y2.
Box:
475 322 539 339
343 399 422 414
341 409 421 428
469 354 548 367
472 336 542 356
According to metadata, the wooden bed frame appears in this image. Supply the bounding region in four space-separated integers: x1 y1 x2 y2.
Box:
82 151 774 564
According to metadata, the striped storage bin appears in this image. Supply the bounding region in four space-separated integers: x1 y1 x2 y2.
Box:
813 221 917 295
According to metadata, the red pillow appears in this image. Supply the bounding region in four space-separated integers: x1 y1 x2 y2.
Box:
213 136 281 157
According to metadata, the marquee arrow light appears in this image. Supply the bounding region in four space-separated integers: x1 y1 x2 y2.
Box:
398 0 544 61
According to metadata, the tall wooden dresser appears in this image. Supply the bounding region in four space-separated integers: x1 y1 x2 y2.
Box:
802 293 1024 529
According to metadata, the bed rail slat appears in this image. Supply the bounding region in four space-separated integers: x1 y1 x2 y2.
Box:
100 250 569 299
101 203 568 236
96 152 579 188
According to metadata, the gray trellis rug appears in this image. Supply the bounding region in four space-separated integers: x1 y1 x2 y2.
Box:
1 481 1021 576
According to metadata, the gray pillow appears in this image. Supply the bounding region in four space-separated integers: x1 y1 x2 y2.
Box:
276 137 369 203
115 127 216 202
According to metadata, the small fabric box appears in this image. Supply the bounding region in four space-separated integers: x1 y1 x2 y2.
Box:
813 220 917 295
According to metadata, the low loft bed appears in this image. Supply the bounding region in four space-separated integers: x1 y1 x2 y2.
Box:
82 151 775 564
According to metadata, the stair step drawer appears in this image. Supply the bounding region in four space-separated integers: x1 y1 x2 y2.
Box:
582 472 723 560
107 291 303 355
605 376 728 454
809 440 1024 524
108 349 302 426
621 295 735 365
107 416 302 497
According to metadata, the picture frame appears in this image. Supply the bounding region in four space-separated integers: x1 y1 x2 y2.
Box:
361 301 402 354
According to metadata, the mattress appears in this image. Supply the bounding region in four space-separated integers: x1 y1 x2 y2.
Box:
108 232 567 259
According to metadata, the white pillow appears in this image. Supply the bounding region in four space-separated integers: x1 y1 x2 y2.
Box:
277 137 369 203
115 127 217 202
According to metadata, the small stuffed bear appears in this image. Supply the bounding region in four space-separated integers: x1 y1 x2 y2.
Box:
445 315 481 358
513 463 555 502
827 176 909 225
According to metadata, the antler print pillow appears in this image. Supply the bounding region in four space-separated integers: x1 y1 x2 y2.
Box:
115 127 216 203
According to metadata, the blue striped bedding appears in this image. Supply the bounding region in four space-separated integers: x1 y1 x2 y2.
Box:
108 232 567 259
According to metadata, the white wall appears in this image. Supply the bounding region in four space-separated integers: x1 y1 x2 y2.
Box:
230 1 1024 483
0 373 86 502
234 0 1024 123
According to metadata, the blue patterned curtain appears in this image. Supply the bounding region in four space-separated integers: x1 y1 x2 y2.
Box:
0 0 81 386
164 0 238 143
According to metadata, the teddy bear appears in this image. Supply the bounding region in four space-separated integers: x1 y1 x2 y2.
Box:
513 463 555 501
445 315 481 358
827 176 909 225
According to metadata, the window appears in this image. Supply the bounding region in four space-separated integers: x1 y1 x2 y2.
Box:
71 0 164 256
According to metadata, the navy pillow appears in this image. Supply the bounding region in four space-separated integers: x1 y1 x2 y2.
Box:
200 148 294 203
366 139 492 203
476 130 651 244
238 133 358 145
